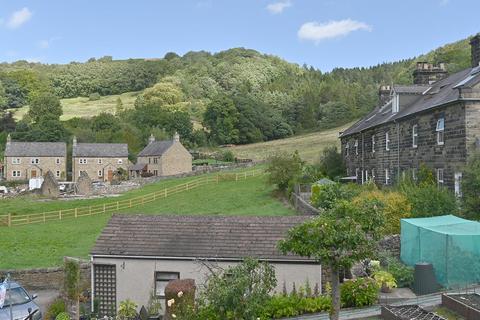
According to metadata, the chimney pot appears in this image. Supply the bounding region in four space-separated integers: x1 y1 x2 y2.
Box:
173 132 180 142
148 134 155 144
6 133 11 145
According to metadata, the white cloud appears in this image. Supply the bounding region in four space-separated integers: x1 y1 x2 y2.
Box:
38 37 61 49
6 7 33 29
298 19 372 44
266 0 292 14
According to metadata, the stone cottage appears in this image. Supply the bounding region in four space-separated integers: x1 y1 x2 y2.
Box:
132 133 192 178
91 214 321 317
72 137 129 182
3 134 67 181
340 33 480 195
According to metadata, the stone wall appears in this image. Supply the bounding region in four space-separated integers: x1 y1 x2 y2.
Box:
4 156 67 182
378 234 401 258
292 193 320 216
0 262 91 291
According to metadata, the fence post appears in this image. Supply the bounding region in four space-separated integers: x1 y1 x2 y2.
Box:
8 213 11 227
142 196 145 205
117 201 119 210
59 210 62 220
75 208 78 218
165 188 167 198
235 173 238 181
129 199 132 208
103 204 106 213
89 206 92 215
43 212 46 223
244 172 247 179
186 183 189 191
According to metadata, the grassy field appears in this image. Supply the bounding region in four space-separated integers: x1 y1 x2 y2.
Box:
0 169 295 269
226 123 353 164
9 91 140 121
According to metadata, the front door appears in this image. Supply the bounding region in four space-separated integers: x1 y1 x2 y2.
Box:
31 170 37 178
107 170 113 182
454 172 462 197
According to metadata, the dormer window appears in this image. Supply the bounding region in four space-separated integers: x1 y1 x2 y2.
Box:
385 132 390 151
372 135 375 153
354 140 359 155
345 143 349 157
436 118 445 145
412 125 418 148
392 94 399 113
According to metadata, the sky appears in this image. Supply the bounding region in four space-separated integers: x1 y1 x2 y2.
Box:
0 0 479 71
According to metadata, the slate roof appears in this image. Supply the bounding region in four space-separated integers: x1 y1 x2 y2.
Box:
73 143 128 157
341 66 480 137
5 142 66 157
137 141 174 157
129 163 147 171
91 214 315 262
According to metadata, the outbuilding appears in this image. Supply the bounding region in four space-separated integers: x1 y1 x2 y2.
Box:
90 214 321 317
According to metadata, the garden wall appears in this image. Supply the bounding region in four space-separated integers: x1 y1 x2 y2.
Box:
0 262 91 291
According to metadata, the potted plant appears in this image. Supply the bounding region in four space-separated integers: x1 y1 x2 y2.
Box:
373 270 397 293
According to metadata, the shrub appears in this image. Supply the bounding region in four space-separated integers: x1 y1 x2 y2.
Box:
384 257 414 288
401 183 457 217
340 278 379 308
88 92 101 101
373 270 397 290
318 146 346 179
117 299 137 320
55 312 70 320
461 152 480 219
45 298 66 320
266 152 304 192
221 150 235 162
353 190 411 235
263 294 331 318
310 183 360 210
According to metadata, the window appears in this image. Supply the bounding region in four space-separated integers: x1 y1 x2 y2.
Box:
355 168 359 181
98 170 103 177
354 140 359 155
30 158 40 164
56 158 61 164
437 168 444 185
365 170 369 182
12 158 21 164
385 169 390 185
392 94 399 113
12 170 21 177
153 158 158 164
79 158 87 164
436 118 445 145
412 125 418 148
98 159 103 165
372 169 376 181
56 171 61 178
345 143 349 157
372 135 376 153
455 172 463 197
155 272 179 297
153 170 158 176
385 132 390 151
117 159 123 164
412 168 418 181
149 158 151 164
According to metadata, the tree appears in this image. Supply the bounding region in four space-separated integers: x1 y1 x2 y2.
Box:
0 81 7 109
319 146 346 179
462 152 480 219
198 258 277 319
28 92 63 123
203 95 240 145
279 200 384 320
266 152 304 192
115 97 124 114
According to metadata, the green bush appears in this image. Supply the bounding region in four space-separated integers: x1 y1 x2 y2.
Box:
266 152 304 192
263 294 331 318
310 183 360 210
340 278 379 308
55 312 70 320
88 92 101 101
221 150 235 162
383 256 414 288
45 298 66 320
401 183 457 217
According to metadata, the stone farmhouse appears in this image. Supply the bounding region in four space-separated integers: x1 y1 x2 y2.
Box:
91 214 321 317
340 34 480 194
3 134 67 181
72 136 129 182
131 132 192 178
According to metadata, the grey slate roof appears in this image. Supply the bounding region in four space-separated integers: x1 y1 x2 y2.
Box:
73 143 128 157
5 142 66 157
129 163 147 171
91 214 315 262
341 67 480 137
137 141 174 157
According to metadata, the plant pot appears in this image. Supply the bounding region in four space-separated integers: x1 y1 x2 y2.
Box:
381 283 392 293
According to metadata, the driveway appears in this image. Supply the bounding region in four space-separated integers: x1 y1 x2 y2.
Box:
32 289 59 317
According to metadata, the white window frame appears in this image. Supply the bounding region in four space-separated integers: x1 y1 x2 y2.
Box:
385 132 390 151
437 168 444 185
356 168 359 181
365 170 369 182
385 169 390 185
12 170 21 177
354 140 359 155
372 168 376 181
372 135 375 153
412 168 418 181
98 159 103 165
30 158 40 165
79 158 87 164
56 171 61 178
155 272 180 298
56 158 61 165
117 159 123 164
436 118 445 146
98 170 103 177
345 143 349 157
392 94 399 113
412 124 418 148
12 158 21 165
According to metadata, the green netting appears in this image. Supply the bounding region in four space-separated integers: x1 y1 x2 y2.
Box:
401 215 480 288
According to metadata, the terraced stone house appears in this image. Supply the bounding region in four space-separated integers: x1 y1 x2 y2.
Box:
133 132 192 177
72 137 129 182
340 34 480 195
3 134 67 181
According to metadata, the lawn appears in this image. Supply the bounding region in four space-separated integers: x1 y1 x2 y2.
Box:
9 91 140 121
0 170 295 269
226 123 353 164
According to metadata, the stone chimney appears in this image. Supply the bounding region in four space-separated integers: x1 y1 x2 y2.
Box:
173 132 180 142
72 136 77 147
413 62 448 85
378 85 391 105
470 33 480 68
148 134 155 144
6 133 11 146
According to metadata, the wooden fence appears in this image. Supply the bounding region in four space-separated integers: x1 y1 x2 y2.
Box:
0 169 262 228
